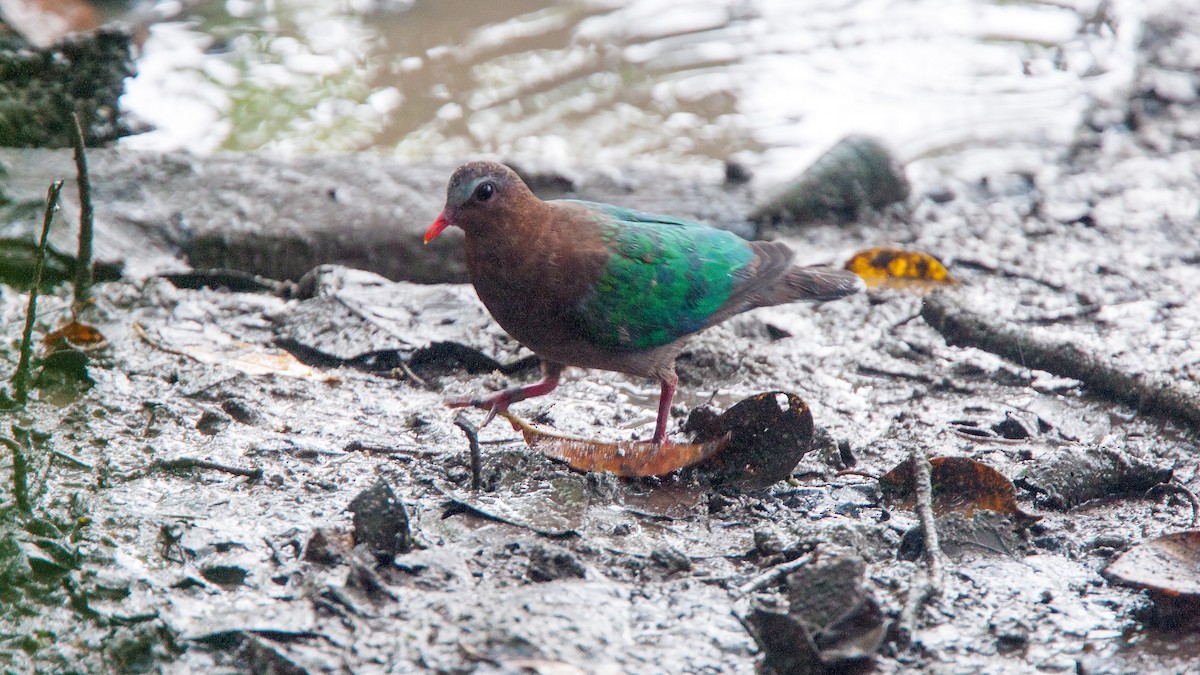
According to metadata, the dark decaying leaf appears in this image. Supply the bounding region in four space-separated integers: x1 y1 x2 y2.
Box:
502 412 729 478
880 456 1039 526
898 510 1025 561
1103 531 1200 626
1014 445 1173 510
688 391 815 488
844 246 954 290
744 549 886 673
743 607 824 675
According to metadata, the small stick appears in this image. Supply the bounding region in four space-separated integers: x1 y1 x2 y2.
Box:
13 181 64 405
922 293 1200 434
736 552 814 597
912 449 944 579
453 412 483 492
51 448 94 470
0 435 31 512
1146 481 1200 528
155 457 263 480
70 112 94 309
897 447 944 647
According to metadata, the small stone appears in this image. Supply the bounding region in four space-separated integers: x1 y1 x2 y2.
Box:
348 479 413 563
195 408 232 436
527 544 587 582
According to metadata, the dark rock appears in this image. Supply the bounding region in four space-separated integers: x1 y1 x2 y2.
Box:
749 135 909 227
304 529 344 566
200 564 247 588
220 398 264 426
650 545 692 575
348 479 413 563
527 544 587 582
195 408 232 436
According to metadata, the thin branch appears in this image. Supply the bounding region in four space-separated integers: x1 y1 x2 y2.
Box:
0 435 31 513
13 181 64 405
70 112 94 309
154 457 263 480
922 293 1200 434
453 412 484 492
896 448 943 647
736 552 814 597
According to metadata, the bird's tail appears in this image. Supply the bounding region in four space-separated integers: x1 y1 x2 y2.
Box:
758 265 865 305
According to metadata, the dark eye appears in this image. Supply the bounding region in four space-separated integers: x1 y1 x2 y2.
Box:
473 182 495 202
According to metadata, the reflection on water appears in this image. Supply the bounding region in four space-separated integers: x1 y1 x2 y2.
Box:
120 0 1140 180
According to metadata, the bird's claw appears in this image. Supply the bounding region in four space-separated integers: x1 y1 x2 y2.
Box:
445 391 512 429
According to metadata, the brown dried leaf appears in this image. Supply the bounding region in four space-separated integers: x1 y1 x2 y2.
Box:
844 247 954 289
1103 531 1200 598
501 412 728 477
43 320 105 350
880 456 1039 524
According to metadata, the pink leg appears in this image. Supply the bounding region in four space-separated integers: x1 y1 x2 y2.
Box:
651 373 678 445
448 362 563 427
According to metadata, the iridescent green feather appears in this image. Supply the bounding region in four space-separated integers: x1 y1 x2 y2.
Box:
562 200 755 350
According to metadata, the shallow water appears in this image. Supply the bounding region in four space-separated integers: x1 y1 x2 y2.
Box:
118 0 1140 181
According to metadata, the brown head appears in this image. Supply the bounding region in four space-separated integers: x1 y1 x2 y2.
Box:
423 161 539 244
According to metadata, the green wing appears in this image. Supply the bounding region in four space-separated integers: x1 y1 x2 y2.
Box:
562 200 755 350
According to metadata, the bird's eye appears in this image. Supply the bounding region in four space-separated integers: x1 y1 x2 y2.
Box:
473 182 495 202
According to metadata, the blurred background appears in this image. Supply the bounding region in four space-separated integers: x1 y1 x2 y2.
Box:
3 0 1139 182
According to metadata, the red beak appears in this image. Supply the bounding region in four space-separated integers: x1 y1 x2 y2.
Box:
423 212 451 244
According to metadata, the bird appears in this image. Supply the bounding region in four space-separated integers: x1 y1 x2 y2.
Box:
424 161 863 445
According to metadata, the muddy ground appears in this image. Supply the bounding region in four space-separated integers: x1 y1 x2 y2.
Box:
3 7 1200 675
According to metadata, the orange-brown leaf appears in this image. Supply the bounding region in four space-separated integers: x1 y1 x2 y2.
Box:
43 320 106 349
880 456 1039 524
501 412 729 477
845 247 954 289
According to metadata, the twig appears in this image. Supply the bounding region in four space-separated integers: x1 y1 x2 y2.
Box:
453 412 483 492
1145 481 1200 528
155 457 263 480
912 449 944 577
51 449 94 470
922 292 1200 434
13 181 64 404
435 486 578 539
70 112 94 309
736 552 814 597
897 448 943 647
0 435 31 513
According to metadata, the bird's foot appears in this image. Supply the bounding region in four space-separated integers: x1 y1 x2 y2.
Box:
445 390 513 428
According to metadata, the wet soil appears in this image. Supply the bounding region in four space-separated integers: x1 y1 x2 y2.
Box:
2 5 1200 673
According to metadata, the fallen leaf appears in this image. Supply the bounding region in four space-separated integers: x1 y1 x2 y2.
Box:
688 391 815 488
1103 531 1200 597
844 247 954 289
880 456 1039 525
1103 531 1200 626
43 320 105 350
135 323 336 381
1013 445 1173 510
500 412 728 477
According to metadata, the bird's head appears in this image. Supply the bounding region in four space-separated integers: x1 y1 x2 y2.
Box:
424 161 532 243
